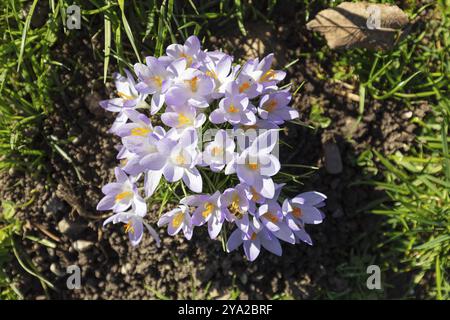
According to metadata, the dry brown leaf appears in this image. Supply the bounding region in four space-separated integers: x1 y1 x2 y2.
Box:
306 2 409 50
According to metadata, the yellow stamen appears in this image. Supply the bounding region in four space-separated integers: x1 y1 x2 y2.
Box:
259 69 276 82
120 159 128 167
117 91 134 100
124 221 135 234
205 70 218 79
185 76 199 92
228 194 244 219
228 104 239 113
115 191 132 202
180 52 193 66
172 212 184 228
202 202 215 219
152 76 163 89
251 232 257 240
239 82 250 93
264 99 278 112
263 211 279 223
250 187 260 202
131 127 151 136
211 146 223 157
293 207 303 218
175 153 186 165
178 113 192 127
247 162 259 170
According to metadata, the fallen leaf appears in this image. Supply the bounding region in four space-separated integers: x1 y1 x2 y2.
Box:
306 2 409 50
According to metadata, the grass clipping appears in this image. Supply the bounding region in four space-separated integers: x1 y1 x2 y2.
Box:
307 2 409 50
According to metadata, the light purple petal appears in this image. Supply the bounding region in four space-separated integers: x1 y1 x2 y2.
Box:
208 215 223 239
97 196 116 211
209 109 226 124
292 191 327 206
144 170 163 197
260 231 282 256
226 229 243 252
182 167 203 193
243 239 261 261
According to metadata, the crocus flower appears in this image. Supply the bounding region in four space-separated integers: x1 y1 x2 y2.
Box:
209 82 256 125
134 57 173 114
184 191 226 239
117 145 144 176
258 91 299 124
235 60 262 99
282 191 327 232
157 204 193 240
201 54 237 99
161 104 206 131
241 53 286 93
226 220 282 261
97 167 146 215
221 184 251 233
201 129 235 172
165 35 206 67
115 109 154 138
228 130 280 198
165 67 214 108
139 128 203 193
255 201 284 232
103 209 160 247
99 71 149 133
252 214 295 244
119 133 165 198
246 182 284 213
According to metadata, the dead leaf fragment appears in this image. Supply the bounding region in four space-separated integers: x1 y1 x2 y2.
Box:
306 2 409 50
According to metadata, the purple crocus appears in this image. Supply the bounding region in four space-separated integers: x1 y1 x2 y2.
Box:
235 60 262 99
256 201 284 232
282 191 327 232
258 91 299 124
183 191 226 239
201 129 235 172
209 82 256 125
161 104 206 131
226 219 282 261
229 130 280 198
99 71 149 133
139 128 203 193
103 209 160 247
240 53 286 93
221 184 252 233
115 109 154 138
120 125 167 195
165 35 206 67
201 54 237 99
97 167 146 215
157 204 193 240
165 67 214 109
134 56 173 114
116 146 144 176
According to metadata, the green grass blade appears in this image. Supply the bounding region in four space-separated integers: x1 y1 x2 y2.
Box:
17 0 39 72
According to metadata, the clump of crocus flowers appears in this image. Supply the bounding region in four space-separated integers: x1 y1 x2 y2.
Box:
97 35 326 261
